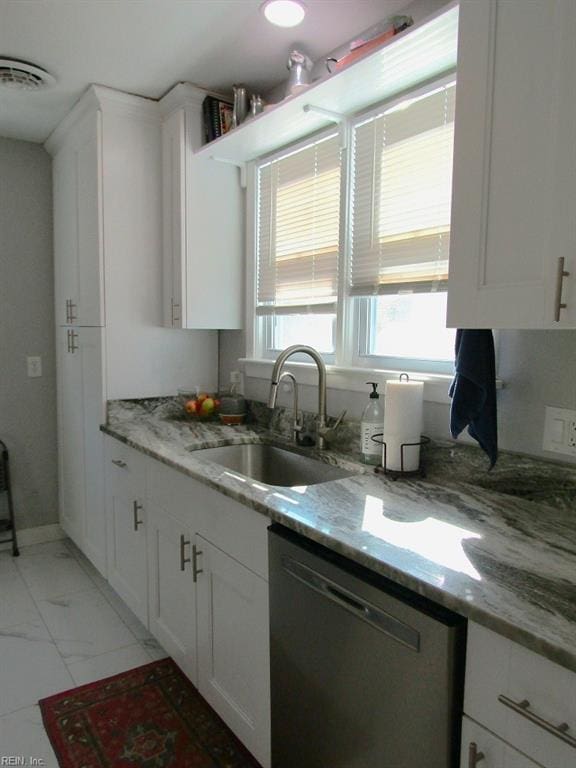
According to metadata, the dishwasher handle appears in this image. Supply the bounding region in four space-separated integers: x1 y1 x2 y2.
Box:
282 555 420 652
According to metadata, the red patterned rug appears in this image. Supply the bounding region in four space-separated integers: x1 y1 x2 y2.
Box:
39 658 261 767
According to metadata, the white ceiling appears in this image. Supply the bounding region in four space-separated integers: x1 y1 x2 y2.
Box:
0 0 410 144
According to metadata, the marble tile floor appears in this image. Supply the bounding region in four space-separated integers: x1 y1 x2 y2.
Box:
0 538 168 766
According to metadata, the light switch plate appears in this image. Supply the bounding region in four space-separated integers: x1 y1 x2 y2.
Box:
27 356 42 378
543 406 576 456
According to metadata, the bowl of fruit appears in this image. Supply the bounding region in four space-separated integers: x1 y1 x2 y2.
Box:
181 391 220 421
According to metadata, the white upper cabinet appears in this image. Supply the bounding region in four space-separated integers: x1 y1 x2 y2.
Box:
447 0 576 329
160 84 244 330
52 109 104 327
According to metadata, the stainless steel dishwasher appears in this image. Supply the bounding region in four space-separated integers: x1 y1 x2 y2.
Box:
269 525 466 768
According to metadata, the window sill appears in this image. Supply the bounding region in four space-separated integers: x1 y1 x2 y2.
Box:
240 358 505 405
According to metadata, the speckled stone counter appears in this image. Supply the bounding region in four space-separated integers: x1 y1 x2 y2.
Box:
102 398 576 674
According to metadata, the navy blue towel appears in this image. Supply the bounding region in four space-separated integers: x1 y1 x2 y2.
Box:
449 329 498 467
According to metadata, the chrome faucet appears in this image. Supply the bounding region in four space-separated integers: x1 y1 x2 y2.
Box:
268 345 345 450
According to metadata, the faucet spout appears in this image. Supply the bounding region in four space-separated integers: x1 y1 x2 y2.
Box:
268 344 328 449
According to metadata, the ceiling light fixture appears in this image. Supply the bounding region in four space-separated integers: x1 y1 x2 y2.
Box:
262 0 306 28
0 58 55 91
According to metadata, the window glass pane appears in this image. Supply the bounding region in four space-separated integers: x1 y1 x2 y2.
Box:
270 314 335 354
368 293 454 361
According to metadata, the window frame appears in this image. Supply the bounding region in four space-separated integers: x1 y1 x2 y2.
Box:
248 72 459 378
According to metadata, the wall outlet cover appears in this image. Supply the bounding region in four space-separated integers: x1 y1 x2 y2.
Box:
27 356 42 378
543 406 576 456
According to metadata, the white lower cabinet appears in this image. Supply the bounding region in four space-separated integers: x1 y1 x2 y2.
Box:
105 440 148 625
104 437 271 767
461 717 540 768
464 622 576 768
196 535 271 768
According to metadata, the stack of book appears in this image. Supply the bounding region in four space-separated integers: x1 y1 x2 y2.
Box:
203 96 233 144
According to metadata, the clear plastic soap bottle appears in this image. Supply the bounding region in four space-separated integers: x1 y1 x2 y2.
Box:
361 382 384 465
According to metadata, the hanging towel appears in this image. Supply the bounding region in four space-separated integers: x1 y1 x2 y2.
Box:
449 329 498 467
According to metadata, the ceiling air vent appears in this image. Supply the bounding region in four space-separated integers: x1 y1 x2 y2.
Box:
0 58 55 91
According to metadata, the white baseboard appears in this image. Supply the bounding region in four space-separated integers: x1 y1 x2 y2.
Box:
0 522 66 552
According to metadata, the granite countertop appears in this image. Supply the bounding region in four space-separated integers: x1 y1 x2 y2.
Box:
102 398 576 674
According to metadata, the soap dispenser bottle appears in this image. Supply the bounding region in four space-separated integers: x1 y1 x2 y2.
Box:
361 382 383 465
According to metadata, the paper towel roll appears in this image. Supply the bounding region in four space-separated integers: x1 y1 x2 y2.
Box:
383 377 424 472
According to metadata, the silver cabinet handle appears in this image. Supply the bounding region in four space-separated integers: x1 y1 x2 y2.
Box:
192 544 203 582
111 459 127 468
171 298 180 326
133 500 144 531
66 329 72 353
69 301 77 323
554 256 570 322
69 330 78 353
468 742 484 767
180 534 191 571
498 694 576 749
65 299 71 324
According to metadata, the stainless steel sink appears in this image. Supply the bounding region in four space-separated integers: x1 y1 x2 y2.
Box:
194 443 353 487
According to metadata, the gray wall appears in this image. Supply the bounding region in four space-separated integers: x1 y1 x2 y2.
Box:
219 329 576 464
0 138 58 529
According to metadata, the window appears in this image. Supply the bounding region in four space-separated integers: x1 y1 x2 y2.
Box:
253 77 456 372
255 133 342 359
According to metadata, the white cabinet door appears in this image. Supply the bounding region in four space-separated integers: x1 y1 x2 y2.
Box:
56 328 84 544
105 441 148 625
460 717 541 768
75 109 104 327
52 110 104 328
196 535 271 768
447 0 576 329
148 504 196 683
56 327 106 573
53 145 79 327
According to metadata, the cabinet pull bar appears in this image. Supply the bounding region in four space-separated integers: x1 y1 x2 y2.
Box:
554 256 570 322
498 694 576 748
69 330 79 353
66 329 72 353
192 544 203 583
111 459 127 468
133 500 144 531
180 534 191 571
468 742 484 767
69 301 77 324
65 299 71 324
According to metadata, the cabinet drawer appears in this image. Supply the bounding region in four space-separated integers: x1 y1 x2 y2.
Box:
460 716 541 768
465 622 576 768
104 437 146 497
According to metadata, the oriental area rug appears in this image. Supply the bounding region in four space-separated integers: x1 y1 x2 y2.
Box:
39 658 261 768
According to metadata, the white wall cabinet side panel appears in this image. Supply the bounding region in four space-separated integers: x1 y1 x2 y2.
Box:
56 327 85 545
160 85 244 331
196 536 271 768
162 108 186 329
77 327 106 574
105 439 148 625
460 717 540 768
448 0 576 328
53 145 79 327
148 504 197 683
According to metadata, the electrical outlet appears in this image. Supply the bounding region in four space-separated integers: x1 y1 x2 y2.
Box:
27 356 42 378
230 370 242 386
543 406 576 456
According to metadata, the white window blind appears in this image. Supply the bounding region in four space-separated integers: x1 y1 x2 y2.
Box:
349 82 456 296
256 133 342 315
